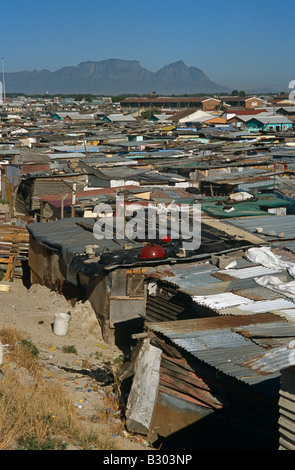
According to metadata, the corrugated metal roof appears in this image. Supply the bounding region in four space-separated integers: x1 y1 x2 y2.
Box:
192 292 254 310
161 263 220 294
154 254 295 309
220 298 295 316
217 265 285 279
159 265 284 298
234 320 295 338
227 215 295 239
171 328 250 350
270 308 295 324
242 344 295 374
285 241 295 254
230 285 282 300
149 313 284 334
149 318 281 394
195 345 272 387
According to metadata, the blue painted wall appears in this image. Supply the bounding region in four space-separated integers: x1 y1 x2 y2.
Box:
246 118 293 131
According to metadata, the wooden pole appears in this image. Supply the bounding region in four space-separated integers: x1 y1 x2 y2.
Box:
40 201 44 222
61 193 68 219
71 183 76 218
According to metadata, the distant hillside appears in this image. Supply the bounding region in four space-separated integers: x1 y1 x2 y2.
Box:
4 59 229 95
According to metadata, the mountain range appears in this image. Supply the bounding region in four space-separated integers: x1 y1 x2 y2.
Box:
4 59 230 95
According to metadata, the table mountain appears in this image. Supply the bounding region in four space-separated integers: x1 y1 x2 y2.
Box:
5 59 228 95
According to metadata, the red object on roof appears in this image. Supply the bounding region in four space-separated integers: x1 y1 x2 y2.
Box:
161 235 172 243
138 244 166 260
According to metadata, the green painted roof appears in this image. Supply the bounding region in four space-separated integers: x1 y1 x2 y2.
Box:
200 194 289 218
201 203 270 218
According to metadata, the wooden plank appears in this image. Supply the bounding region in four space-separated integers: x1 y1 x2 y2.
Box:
126 339 162 434
1 255 14 281
0 225 26 278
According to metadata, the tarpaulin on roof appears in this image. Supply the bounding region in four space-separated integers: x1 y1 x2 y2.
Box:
254 275 295 302
26 217 118 266
246 246 295 277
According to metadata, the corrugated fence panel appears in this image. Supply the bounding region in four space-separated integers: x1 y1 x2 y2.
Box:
279 367 295 450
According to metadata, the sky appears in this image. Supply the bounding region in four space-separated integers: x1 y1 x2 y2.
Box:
1 0 295 92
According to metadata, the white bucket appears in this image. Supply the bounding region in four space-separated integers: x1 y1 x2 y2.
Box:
53 313 71 336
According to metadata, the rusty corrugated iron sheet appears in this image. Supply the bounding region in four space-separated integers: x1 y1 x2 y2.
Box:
148 313 289 397
159 352 223 410
149 313 285 334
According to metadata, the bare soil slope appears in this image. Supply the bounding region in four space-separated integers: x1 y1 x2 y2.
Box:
0 278 150 451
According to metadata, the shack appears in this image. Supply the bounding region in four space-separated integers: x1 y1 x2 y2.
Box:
242 343 295 450
26 215 261 345
123 247 295 449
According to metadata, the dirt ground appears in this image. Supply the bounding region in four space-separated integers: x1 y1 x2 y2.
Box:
0 276 152 451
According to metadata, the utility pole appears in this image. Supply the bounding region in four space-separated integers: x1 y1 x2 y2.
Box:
1 58 6 103
71 183 76 217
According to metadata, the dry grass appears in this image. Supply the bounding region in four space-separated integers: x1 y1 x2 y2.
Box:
0 327 127 450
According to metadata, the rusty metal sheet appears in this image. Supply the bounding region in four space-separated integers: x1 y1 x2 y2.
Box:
242 344 295 374
149 312 285 335
159 371 223 409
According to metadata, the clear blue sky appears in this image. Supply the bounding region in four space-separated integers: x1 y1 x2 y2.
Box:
1 0 295 91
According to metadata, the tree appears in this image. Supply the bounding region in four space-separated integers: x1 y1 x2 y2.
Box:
231 90 239 96
112 95 127 103
239 90 246 97
142 91 158 99
85 94 93 103
141 108 161 119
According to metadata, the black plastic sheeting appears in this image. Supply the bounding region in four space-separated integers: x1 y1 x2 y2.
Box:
26 217 183 278
26 217 120 264
26 217 244 280
69 255 105 279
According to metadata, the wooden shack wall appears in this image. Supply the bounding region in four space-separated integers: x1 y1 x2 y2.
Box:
78 272 109 342
28 237 66 288
28 237 147 344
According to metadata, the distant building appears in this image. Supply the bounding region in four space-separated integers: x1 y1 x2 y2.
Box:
102 113 137 124
51 112 95 121
121 97 223 112
223 96 266 109
121 96 266 113
245 115 293 132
